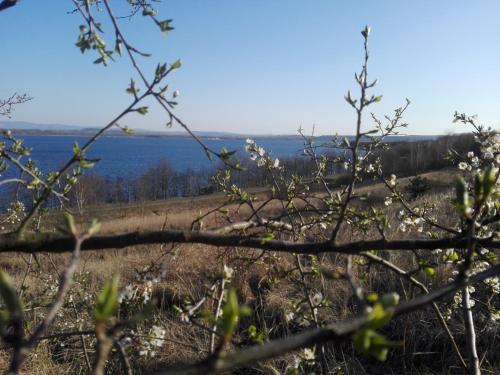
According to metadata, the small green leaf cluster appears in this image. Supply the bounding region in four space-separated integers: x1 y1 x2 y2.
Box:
353 293 400 361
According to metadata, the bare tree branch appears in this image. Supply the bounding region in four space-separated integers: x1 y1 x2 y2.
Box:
0 0 17 12
115 340 133 375
362 251 468 370
0 93 32 117
7 232 87 374
1 230 499 255
462 286 480 375
150 262 500 375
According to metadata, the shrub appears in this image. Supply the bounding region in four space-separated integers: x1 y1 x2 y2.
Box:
407 175 430 199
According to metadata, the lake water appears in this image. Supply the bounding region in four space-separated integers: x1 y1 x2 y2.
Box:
7 134 437 180
18 135 308 178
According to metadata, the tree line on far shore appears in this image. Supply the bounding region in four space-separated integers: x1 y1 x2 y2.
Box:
2 132 475 211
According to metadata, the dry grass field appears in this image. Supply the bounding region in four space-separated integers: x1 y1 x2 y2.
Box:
0 169 498 374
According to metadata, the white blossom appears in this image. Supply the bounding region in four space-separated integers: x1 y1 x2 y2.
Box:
388 174 397 187
490 309 500 322
311 292 323 306
300 348 316 363
223 265 234 280
484 151 494 160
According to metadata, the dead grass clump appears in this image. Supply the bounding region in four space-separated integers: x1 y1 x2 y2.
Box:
0 170 498 373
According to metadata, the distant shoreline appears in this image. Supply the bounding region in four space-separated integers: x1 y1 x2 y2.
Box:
1 128 303 140
4 130 302 140
1 129 441 142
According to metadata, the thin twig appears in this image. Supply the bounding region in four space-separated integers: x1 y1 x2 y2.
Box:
151 262 500 375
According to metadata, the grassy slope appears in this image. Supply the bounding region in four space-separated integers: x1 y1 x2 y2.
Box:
4 168 497 374
57 169 457 234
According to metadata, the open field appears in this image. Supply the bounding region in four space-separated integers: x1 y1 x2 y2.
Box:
44 169 458 234
2 168 498 374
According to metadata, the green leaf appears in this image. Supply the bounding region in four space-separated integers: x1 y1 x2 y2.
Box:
424 266 436 278
247 324 267 343
80 161 94 169
221 288 239 336
446 250 459 262
366 292 378 303
454 177 470 216
483 166 496 198
366 330 393 361
171 59 182 70
220 147 236 161
126 79 138 96
73 142 82 158
142 8 157 16
155 63 167 79
120 126 134 135
94 276 120 324
260 232 275 244
247 324 257 336
367 303 392 330
0 270 23 323
114 38 122 56
353 328 398 362
89 219 101 236
361 25 371 38
354 327 373 352
159 19 174 35
136 106 149 115
64 213 76 235
240 305 252 316
344 90 356 106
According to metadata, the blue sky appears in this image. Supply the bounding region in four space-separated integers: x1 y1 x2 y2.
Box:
1 1 499 135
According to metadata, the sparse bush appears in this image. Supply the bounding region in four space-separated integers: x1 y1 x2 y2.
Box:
407 175 430 199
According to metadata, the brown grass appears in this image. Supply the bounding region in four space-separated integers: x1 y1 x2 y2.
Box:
0 169 498 374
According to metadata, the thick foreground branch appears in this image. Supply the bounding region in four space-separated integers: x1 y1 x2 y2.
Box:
0 0 16 12
152 263 500 375
1 230 499 255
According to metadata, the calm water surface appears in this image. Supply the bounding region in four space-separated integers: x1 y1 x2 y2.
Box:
21 135 308 178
